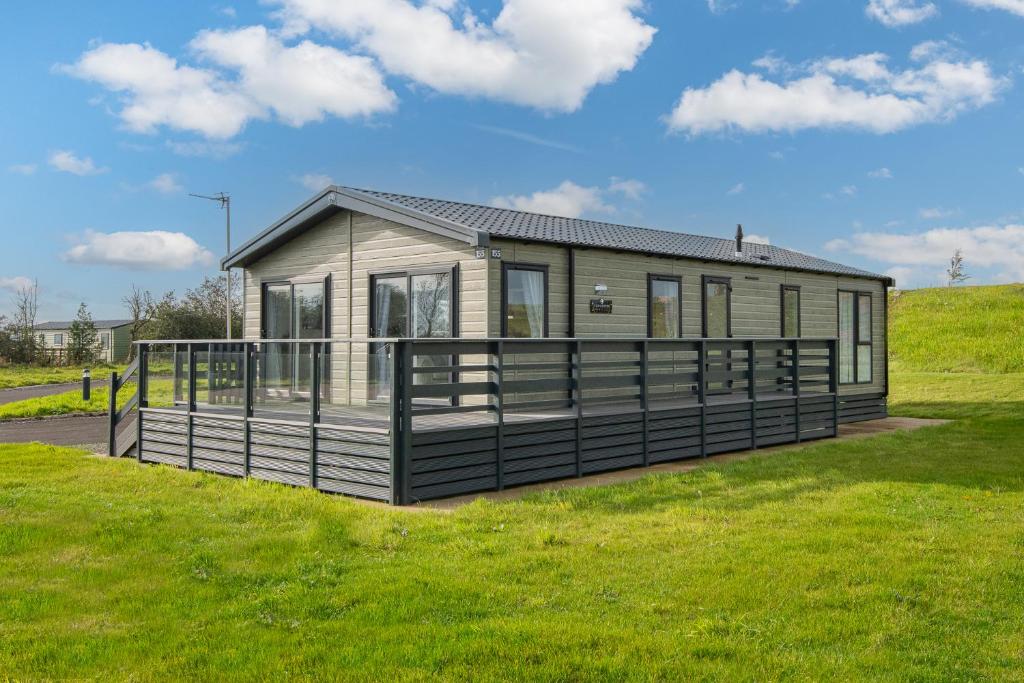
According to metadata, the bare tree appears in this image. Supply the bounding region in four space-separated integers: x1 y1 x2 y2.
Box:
10 279 39 363
947 249 970 287
122 284 154 360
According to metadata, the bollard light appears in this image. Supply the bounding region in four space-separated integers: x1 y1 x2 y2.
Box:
82 368 91 402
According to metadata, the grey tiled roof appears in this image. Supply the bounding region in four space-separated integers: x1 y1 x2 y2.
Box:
344 187 886 281
36 319 132 330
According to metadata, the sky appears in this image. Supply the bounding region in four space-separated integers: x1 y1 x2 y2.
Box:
2 0 1023 322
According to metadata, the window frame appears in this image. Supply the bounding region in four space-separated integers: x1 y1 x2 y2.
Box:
53 333 63 346
367 264 459 339
701 275 732 338
647 274 683 338
260 275 331 340
837 289 873 385
501 262 550 338
100 332 110 349
780 285 801 338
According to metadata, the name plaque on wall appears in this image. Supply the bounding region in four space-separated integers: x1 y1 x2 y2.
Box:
589 298 613 314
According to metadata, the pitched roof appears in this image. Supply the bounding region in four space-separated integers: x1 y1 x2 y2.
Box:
36 319 132 330
223 186 889 283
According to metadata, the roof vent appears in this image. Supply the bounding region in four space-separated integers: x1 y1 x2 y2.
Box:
735 224 743 257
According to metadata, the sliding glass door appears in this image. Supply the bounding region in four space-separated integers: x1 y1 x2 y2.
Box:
261 279 326 397
370 268 454 400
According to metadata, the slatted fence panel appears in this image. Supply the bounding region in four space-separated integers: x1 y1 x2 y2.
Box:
316 425 392 501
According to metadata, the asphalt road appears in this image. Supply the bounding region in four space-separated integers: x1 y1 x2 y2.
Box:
0 380 108 405
0 414 108 449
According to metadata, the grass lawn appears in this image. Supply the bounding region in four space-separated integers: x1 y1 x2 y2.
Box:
0 364 117 390
1 371 1022 680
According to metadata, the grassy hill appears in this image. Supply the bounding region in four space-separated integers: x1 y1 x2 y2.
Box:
888 283 1024 373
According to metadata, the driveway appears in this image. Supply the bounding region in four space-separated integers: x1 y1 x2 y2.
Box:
0 414 108 451
0 379 108 405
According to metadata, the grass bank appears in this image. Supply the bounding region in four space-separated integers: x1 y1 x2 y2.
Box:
0 364 115 390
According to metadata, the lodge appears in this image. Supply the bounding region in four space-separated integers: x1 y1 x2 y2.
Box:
111 186 892 504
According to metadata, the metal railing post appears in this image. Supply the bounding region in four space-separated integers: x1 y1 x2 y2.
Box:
243 342 253 476
698 340 707 458
748 339 758 449
793 339 801 442
309 342 320 489
388 343 402 504
495 340 505 492
401 342 413 503
136 343 147 460
640 340 649 467
574 339 584 477
830 338 840 436
107 369 119 457
186 343 196 471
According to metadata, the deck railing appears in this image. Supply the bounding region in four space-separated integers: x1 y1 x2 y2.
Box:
114 337 839 503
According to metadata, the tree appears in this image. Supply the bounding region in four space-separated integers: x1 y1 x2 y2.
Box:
947 249 970 287
7 279 39 364
67 302 99 365
140 275 242 340
122 284 154 360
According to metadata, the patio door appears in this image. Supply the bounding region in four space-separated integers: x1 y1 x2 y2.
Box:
261 279 327 396
369 268 454 400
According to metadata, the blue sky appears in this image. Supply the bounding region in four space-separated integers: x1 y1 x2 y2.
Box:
2 0 1023 321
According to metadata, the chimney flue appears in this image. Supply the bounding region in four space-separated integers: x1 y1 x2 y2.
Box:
735 224 744 256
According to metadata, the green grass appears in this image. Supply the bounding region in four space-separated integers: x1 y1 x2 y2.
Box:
0 364 116 390
0 380 174 421
1 371 1022 680
889 284 1024 373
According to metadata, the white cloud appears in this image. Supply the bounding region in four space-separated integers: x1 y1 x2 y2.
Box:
48 150 108 176
745 234 771 244
166 139 244 158
149 173 183 194
865 0 938 27
868 167 893 179
666 46 1005 136
219 5 237 18
491 180 613 218
707 0 737 13
298 173 334 192
883 266 918 288
63 230 215 270
0 276 34 293
726 182 746 195
190 25 397 126
826 224 1024 282
62 27 396 139
608 177 647 200
273 0 656 112
8 163 37 175
920 206 956 219
960 0 1024 17
841 184 858 196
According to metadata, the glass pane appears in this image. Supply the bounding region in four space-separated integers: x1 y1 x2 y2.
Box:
783 288 800 338
194 345 245 412
506 268 545 338
704 281 729 338
858 294 872 342
254 343 311 417
264 284 291 339
838 292 855 384
294 282 325 339
650 279 680 338
144 348 181 409
857 345 872 383
374 277 408 337
411 272 451 338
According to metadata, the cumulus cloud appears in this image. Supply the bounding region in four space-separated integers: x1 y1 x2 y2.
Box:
744 234 771 245
272 0 656 112
8 163 37 175
868 167 893 179
61 28 395 139
63 230 215 270
608 177 648 200
726 182 746 195
960 0 1024 17
665 45 1005 136
297 173 334 192
825 224 1024 283
48 150 108 176
149 173 183 194
491 180 613 218
0 276 34 293
865 0 938 27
